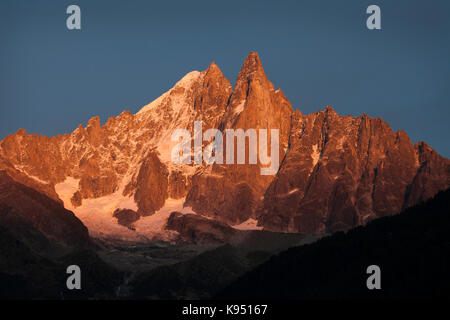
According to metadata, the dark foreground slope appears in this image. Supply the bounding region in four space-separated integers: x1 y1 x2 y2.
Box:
130 232 318 299
0 171 122 299
217 188 450 299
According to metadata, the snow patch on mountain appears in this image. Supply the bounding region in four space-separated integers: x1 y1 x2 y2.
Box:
232 218 262 231
71 192 140 241
311 144 320 167
134 198 195 240
137 71 201 115
55 176 141 240
55 176 80 210
233 100 246 115
13 164 48 185
55 176 199 241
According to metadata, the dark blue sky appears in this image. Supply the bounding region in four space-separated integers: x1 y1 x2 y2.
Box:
1 0 449 157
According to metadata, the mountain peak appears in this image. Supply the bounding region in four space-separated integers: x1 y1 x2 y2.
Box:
206 61 220 73
16 128 28 136
244 51 261 65
87 116 101 129
220 51 291 127
237 51 265 81
204 61 228 84
193 61 232 118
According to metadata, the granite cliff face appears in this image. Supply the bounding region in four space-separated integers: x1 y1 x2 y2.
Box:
0 52 449 240
258 108 450 233
184 52 293 225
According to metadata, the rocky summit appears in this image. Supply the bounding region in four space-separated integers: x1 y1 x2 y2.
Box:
1 52 449 241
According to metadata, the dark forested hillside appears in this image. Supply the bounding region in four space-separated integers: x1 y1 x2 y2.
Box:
217 188 450 299
130 232 316 299
0 171 122 299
